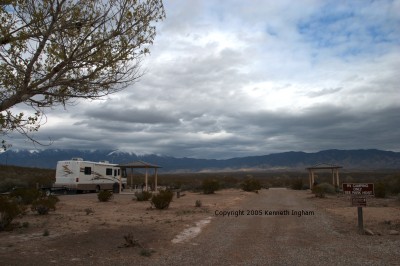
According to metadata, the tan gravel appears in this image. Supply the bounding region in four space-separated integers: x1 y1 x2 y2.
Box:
0 189 399 265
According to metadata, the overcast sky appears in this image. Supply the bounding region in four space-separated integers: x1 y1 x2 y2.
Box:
8 0 400 159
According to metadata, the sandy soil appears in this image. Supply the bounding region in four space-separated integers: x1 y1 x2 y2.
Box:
309 193 400 235
0 189 250 265
0 189 399 265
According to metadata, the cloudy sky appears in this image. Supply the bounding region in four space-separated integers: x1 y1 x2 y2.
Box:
8 0 400 159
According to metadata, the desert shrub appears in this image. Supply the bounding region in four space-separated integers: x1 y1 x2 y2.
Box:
0 178 28 193
134 191 152 201
0 196 23 231
312 183 336 198
10 188 41 205
97 190 113 202
31 195 59 215
202 179 220 194
171 181 182 190
386 175 400 195
241 178 262 192
195 200 202 207
374 182 386 198
151 190 173 209
140 248 154 257
291 178 303 190
84 208 94 215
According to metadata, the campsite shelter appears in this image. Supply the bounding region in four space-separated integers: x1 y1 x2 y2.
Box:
118 161 161 192
306 163 342 189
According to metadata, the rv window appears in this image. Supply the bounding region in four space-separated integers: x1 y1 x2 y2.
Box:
84 167 91 175
118 169 120 176
106 168 112 175
114 169 117 176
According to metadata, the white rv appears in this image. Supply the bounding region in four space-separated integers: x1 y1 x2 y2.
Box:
54 158 127 192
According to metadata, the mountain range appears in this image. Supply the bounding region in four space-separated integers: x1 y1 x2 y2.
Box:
0 149 400 172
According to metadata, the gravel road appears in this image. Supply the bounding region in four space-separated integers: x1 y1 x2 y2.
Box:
149 188 399 266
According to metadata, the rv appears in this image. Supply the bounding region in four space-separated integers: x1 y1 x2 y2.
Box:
52 158 127 193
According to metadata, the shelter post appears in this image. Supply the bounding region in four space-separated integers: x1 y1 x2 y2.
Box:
155 168 158 192
145 168 148 191
130 169 133 191
119 175 122 193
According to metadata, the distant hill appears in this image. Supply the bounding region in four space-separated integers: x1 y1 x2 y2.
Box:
0 149 399 172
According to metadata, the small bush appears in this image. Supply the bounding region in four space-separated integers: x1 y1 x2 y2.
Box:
135 191 152 201
195 200 202 207
10 188 41 205
97 190 113 202
202 179 220 194
291 178 303 190
140 248 154 257
241 178 262 192
386 174 400 195
31 195 59 215
374 182 386 198
0 178 27 193
84 208 94 215
312 183 336 198
151 190 173 210
0 196 23 231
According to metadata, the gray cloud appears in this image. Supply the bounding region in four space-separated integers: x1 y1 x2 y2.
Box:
4 0 400 159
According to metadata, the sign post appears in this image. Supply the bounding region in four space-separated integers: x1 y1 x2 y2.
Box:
342 183 374 233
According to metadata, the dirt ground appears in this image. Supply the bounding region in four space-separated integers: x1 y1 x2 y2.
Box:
309 192 400 235
0 189 399 265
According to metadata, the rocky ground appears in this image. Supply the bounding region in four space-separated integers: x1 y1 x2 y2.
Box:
0 188 399 265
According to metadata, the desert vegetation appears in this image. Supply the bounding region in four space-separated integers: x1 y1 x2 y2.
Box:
151 190 174 209
311 183 336 198
97 190 114 202
201 179 220 194
240 177 262 192
1 165 400 198
0 187 59 231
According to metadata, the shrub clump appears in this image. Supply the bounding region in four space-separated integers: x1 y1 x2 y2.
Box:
195 200 202 207
291 178 303 190
0 178 27 193
202 179 220 194
374 182 386 198
0 196 23 231
312 183 336 198
151 190 173 210
134 191 152 201
31 195 59 215
10 188 41 205
241 178 262 192
97 190 114 202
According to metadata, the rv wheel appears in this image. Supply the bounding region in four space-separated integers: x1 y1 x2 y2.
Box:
95 185 101 193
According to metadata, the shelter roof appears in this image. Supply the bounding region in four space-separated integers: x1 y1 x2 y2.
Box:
306 163 342 170
117 161 161 169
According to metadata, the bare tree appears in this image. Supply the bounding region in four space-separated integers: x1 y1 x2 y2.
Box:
0 0 165 148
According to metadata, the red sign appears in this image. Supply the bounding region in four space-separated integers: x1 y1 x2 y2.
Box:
342 183 374 196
